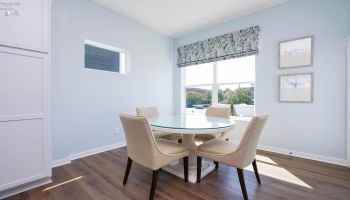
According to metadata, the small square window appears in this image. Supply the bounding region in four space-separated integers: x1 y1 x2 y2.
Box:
84 40 129 74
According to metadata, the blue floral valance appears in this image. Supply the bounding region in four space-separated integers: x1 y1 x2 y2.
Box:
177 26 260 68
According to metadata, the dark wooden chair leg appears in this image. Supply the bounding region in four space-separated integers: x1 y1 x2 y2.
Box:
178 139 182 143
149 170 159 200
183 156 188 182
252 159 261 183
197 157 202 183
123 157 132 185
237 168 248 200
214 161 219 169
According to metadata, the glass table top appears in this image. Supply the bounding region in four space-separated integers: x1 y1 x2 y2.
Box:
148 114 235 130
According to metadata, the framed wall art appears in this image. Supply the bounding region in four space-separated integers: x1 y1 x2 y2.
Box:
279 73 313 102
279 36 313 69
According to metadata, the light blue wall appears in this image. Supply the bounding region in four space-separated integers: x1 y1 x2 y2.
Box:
51 0 174 161
174 0 350 159
51 0 70 161
52 0 350 162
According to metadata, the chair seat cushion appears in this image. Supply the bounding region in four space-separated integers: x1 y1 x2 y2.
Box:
156 138 188 155
195 133 222 141
153 131 181 140
197 139 238 155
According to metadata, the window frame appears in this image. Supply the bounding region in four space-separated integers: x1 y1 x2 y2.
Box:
182 56 256 118
84 39 130 74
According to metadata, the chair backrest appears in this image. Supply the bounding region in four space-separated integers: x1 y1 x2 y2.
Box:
119 113 159 169
205 106 230 119
136 107 159 118
235 114 268 168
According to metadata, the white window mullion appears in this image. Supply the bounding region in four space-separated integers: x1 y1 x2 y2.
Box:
181 68 186 114
212 62 218 106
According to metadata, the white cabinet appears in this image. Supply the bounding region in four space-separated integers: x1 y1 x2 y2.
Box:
0 0 51 197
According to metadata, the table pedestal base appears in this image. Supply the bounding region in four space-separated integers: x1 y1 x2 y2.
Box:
161 160 215 183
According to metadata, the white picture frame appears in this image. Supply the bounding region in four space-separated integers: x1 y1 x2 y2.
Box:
279 36 313 69
279 73 313 102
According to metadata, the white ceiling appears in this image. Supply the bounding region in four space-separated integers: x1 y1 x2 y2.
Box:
53 0 290 38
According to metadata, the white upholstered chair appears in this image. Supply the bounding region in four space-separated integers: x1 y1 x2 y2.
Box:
194 106 231 142
196 114 268 200
120 114 189 200
136 107 183 142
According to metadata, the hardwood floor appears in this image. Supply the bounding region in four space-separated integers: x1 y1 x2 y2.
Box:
5 147 350 200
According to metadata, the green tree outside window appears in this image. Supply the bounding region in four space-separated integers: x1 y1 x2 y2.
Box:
186 92 203 107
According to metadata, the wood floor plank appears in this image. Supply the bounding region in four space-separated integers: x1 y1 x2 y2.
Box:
80 152 150 200
45 166 95 200
63 159 133 200
5 167 95 200
4 147 350 200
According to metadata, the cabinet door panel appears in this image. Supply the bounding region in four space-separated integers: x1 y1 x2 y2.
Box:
0 119 44 190
0 51 43 117
0 0 49 52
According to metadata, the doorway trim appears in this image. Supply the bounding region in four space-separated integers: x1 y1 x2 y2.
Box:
347 36 350 167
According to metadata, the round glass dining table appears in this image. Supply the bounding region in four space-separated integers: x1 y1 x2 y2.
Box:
148 114 236 183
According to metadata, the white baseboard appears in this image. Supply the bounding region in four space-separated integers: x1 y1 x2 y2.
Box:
51 158 71 168
258 144 347 166
230 140 347 166
69 142 126 161
0 177 52 199
51 141 127 168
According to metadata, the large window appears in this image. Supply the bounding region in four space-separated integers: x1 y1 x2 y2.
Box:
184 56 255 117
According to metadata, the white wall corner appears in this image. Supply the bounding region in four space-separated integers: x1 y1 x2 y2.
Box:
51 158 71 168
347 35 350 168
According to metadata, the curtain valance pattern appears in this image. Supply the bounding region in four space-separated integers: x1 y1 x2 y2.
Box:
177 26 260 68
